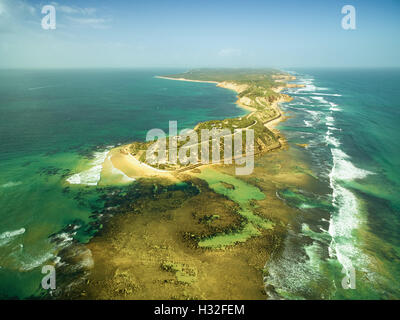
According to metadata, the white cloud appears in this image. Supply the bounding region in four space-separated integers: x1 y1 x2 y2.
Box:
0 0 35 17
16 0 36 15
67 17 111 29
48 2 108 29
0 0 38 33
51 3 96 15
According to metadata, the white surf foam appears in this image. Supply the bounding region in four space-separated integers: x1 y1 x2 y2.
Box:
304 120 313 128
328 147 373 273
28 85 58 91
328 183 365 271
311 93 342 97
304 110 324 124
311 96 329 104
331 148 372 181
299 96 312 103
325 116 334 126
0 228 25 247
18 251 54 271
67 150 110 186
0 228 25 240
329 102 341 111
0 181 22 188
325 131 341 148
297 85 317 92
295 78 317 93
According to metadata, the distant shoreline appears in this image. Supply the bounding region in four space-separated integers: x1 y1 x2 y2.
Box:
156 75 257 112
154 75 219 84
104 73 293 178
58 70 301 300
94 70 298 183
156 73 292 142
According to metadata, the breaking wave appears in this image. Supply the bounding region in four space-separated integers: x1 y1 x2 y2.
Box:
67 149 110 186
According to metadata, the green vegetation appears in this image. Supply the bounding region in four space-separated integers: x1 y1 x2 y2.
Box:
161 261 198 284
167 68 282 83
128 68 294 171
198 223 261 248
196 168 273 249
167 68 287 111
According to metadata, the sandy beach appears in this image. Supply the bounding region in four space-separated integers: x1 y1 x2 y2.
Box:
60 142 325 299
154 76 219 84
54 71 334 300
100 146 178 182
106 75 290 179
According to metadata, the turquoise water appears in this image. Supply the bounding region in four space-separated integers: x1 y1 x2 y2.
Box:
266 68 400 299
1 68 399 299
0 69 245 298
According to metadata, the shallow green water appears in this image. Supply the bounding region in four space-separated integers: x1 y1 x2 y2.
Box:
197 168 272 248
1 68 399 299
267 68 400 299
0 69 245 298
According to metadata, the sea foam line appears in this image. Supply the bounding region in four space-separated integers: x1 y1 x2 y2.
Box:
328 145 373 275
0 181 22 188
67 149 111 186
0 228 25 240
311 93 342 97
320 101 373 273
0 228 25 247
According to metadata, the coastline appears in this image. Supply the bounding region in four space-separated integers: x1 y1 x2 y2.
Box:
154 75 219 84
155 75 256 112
57 70 313 300
155 74 292 128
156 75 261 112
58 141 318 300
109 74 292 178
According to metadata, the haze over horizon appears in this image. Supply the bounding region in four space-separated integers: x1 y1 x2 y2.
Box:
0 0 399 69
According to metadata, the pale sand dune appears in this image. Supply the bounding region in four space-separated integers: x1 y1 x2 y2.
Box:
155 76 218 84
101 146 177 182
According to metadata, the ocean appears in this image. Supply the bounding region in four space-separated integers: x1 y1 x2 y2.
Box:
0 69 244 298
0 68 399 299
266 68 400 299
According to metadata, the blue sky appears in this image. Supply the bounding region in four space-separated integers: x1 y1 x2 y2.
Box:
0 0 399 68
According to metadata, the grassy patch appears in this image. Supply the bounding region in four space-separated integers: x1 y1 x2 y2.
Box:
196 168 274 249
161 261 197 284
